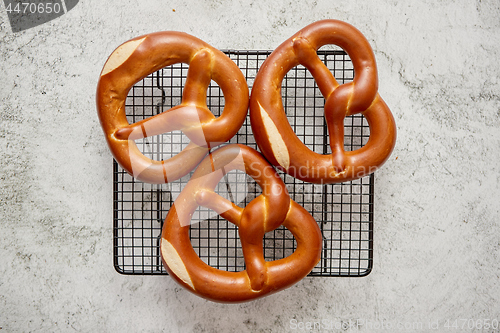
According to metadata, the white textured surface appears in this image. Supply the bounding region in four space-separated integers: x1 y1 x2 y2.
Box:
1 0 500 332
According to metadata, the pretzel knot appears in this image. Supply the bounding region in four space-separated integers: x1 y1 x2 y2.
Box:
250 20 397 184
160 144 322 303
96 32 249 184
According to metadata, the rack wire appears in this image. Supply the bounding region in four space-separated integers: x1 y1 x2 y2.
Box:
113 50 374 277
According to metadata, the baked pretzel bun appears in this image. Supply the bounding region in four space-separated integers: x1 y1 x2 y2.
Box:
250 20 396 184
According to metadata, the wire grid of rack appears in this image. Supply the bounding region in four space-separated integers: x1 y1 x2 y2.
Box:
113 49 374 277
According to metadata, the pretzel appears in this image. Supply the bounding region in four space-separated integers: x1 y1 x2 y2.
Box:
250 20 397 184
160 144 322 303
96 32 249 183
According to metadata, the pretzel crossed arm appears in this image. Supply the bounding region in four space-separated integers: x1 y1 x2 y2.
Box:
96 32 249 184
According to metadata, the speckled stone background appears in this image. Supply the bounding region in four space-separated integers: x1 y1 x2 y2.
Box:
1 0 499 332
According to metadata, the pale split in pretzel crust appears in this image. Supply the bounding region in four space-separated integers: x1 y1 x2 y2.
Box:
257 102 290 169
160 240 195 290
100 37 146 76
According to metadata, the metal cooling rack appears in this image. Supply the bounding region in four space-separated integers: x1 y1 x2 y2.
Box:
113 50 374 277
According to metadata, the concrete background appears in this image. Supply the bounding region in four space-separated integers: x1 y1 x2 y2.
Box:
1 0 499 332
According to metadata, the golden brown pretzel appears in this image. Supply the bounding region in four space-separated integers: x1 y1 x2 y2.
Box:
96 32 249 183
250 20 396 184
160 144 322 303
